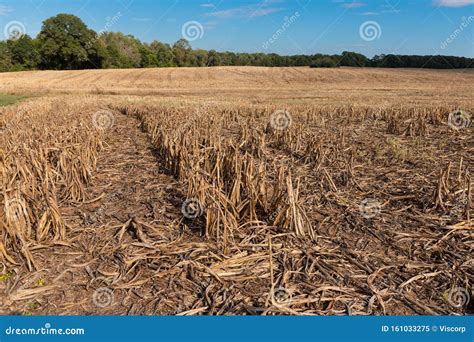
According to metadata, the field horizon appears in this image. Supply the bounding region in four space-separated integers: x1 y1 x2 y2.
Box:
1 65 472 316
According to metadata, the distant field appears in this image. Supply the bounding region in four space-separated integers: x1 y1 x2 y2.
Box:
0 67 472 107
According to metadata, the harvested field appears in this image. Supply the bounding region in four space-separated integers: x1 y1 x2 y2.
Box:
0 67 472 106
0 67 473 315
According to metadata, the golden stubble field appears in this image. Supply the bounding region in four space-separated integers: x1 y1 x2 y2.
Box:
0 67 473 315
0 66 473 106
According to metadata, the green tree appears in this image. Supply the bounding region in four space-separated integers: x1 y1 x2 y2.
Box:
310 57 338 68
2 13 474 71
38 14 101 69
140 44 159 67
192 49 208 67
149 40 174 67
340 51 368 67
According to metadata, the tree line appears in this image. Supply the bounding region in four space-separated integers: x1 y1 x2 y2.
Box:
0 14 472 72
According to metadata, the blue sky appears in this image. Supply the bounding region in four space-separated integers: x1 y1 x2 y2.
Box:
0 0 473 57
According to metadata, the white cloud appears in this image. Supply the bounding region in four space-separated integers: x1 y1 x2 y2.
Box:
434 0 474 7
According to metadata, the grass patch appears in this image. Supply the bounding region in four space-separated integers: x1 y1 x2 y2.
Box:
0 271 13 282
0 94 25 107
